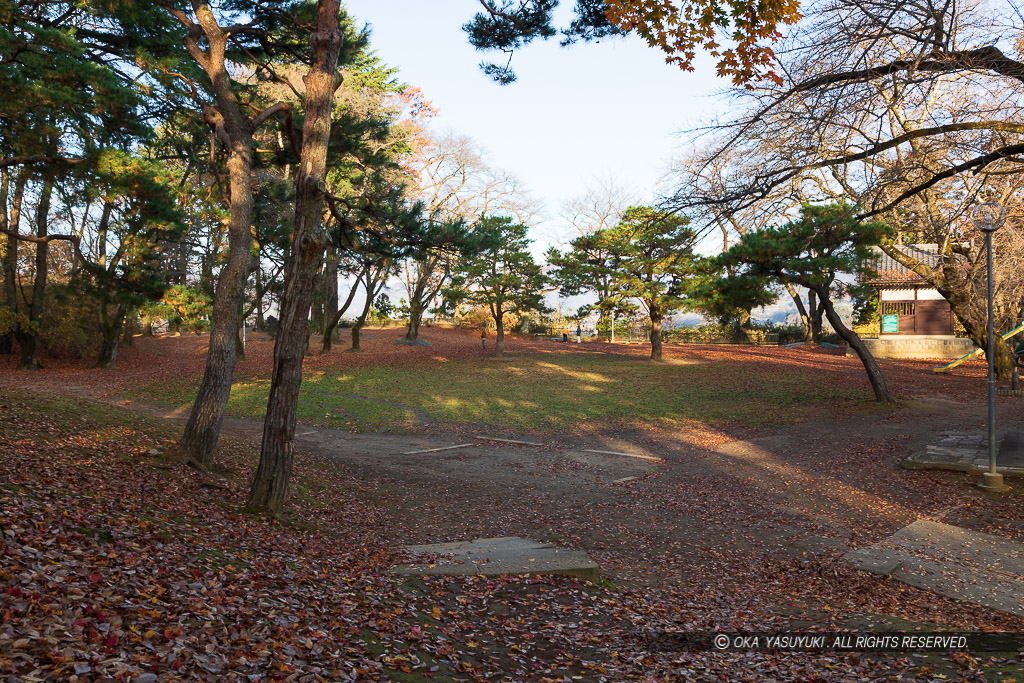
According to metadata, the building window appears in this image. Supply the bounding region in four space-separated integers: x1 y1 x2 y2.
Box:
881 302 915 316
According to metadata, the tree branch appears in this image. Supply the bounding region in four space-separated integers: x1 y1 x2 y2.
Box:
0 155 85 169
251 102 300 158
860 142 1024 219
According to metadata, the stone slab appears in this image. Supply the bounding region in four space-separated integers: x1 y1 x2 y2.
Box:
998 431 1024 468
902 431 1024 477
844 520 1024 616
393 536 599 580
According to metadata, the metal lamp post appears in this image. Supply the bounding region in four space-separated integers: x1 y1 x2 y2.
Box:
971 202 1008 492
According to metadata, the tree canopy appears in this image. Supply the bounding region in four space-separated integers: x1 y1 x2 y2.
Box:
464 0 801 84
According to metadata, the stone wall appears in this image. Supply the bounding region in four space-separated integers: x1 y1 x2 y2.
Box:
852 336 975 360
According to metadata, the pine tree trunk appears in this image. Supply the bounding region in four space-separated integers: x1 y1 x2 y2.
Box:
649 306 663 361
322 275 360 353
122 323 134 347
808 289 824 342
96 302 127 369
248 1 343 518
406 301 424 341
349 273 377 352
816 286 894 403
255 267 266 330
18 176 53 371
0 168 10 355
737 308 753 342
181 138 254 467
495 316 504 356
323 247 338 333
2 170 26 355
784 283 812 342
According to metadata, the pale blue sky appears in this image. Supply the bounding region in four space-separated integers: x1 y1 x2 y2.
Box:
341 0 724 246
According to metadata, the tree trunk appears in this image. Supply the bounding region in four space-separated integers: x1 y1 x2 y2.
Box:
960 316 1016 382
18 176 54 370
815 285 894 403
350 286 374 352
122 314 135 347
808 289 825 342
784 283 812 342
406 300 424 341
995 340 1014 381
255 266 266 330
0 168 9 355
495 314 505 356
248 1 343 518
649 306 663 361
2 170 26 355
181 142 254 467
323 246 338 333
321 275 359 353
737 308 753 342
97 302 128 369
404 260 444 342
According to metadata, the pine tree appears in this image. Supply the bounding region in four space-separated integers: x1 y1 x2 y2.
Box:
446 216 549 356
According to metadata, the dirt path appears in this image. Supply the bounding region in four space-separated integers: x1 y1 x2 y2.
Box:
12 371 1022 592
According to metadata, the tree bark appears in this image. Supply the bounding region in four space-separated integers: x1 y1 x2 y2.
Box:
248 0 343 518
321 271 360 353
122 313 135 347
404 256 444 342
649 305 663 361
406 301 424 341
323 246 338 332
180 141 253 466
97 302 128 369
737 308 753 342
784 282 812 342
350 274 377 352
1 169 26 355
494 306 505 356
18 176 54 370
171 3 280 468
0 168 9 356
807 289 825 342
814 285 894 403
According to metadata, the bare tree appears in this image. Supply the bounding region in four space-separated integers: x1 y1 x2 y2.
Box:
561 176 635 237
400 133 534 342
667 0 1024 372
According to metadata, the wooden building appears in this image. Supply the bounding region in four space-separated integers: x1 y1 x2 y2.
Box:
863 245 955 337
855 245 971 359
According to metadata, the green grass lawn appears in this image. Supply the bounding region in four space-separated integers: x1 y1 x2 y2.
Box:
132 350 865 433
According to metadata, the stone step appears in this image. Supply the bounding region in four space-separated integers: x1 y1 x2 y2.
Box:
393 537 600 580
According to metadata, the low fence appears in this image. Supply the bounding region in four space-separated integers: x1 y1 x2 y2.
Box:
664 329 780 346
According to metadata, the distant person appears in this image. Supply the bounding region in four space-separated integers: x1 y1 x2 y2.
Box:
576 325 582 343
481 331 486 350
562 329 569 343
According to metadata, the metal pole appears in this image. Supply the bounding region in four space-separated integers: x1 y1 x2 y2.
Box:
986 226 997 476
972 201 1007 491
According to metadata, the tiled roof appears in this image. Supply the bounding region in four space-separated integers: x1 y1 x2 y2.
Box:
863 245 941 284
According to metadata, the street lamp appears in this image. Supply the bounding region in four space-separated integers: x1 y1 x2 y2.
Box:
971 201 1008 492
